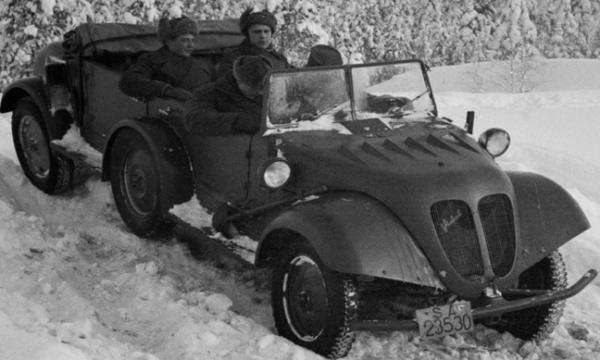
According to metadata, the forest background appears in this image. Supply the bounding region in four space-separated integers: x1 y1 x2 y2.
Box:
1 0 600 92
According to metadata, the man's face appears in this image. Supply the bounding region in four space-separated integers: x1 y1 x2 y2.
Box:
248 24 272 49
237 81 265 99
166 34 195 57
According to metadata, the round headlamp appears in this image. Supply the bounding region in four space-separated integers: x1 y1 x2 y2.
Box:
260 158 291 189
478 128 510 158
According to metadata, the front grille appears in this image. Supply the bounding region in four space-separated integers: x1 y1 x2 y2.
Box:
478 194 516 277
431 195 516 282
431 200 484 281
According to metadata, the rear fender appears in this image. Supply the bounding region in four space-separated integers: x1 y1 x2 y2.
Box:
102 118 194 207
509 171 590 272
1 77 72 141
257 191 445 288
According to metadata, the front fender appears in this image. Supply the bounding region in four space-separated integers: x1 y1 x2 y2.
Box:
102 117 194 206
1 77 46 114
509 171 590 272
258 191 445 288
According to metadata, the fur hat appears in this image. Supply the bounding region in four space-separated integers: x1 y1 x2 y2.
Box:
306 45 343 67
233 55 273 88
239 8 277 35
157 17 199 43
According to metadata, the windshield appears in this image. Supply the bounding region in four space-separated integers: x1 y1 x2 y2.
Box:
265 61 436 135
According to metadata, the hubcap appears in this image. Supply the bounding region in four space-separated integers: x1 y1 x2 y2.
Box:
123 149 157 216
19 115 50 179
283 255 328 341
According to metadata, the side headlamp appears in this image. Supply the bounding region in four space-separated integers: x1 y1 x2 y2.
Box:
260 158 291 189
478 128 510 158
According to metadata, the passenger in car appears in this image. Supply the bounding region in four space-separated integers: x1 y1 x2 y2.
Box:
216 8 291 78
118 16 214 101
305 45 343 67
184 55 272 136
268 46 344 122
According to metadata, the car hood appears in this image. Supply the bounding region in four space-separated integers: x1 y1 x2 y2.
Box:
275 120 515 277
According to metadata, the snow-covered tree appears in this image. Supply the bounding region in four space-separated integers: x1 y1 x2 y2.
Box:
1 0 600 92
571 0 600 57
486 0 545 92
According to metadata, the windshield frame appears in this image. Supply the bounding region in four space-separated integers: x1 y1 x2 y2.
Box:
262 59 438 135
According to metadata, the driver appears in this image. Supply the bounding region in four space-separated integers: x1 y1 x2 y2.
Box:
184 55 272 136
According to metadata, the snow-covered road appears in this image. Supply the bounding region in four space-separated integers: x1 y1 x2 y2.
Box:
1 59 600 360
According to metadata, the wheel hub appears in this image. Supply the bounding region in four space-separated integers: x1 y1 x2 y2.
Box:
284 255 328 339
298 290 312 310
129 170 146 190
20 116 50 179
123 149 156 216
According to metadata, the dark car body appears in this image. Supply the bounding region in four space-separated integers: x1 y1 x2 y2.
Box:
2 21 596 358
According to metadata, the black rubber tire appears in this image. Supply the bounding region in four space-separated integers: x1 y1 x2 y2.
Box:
488 250 567 340
109 129 175 237
272 238 358 359
12 97 73 194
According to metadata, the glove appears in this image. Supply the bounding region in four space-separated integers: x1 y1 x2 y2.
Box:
163 86 193 101
233 113 260 135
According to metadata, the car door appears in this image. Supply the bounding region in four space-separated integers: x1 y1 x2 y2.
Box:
80 60 146 152
187 134 254 210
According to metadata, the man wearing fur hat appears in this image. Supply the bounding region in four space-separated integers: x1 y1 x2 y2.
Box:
119 16 214 101
184 55 272 136
216 8 290 78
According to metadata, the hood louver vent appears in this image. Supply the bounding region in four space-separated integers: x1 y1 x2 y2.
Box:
360 142 393 163
382 139 415 159
446 133 479 153
426 135 459 154
336 132 475 165
338 145 366 165
404 137 436 156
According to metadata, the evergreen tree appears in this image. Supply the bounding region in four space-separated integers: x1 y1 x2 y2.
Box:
571 0 600 57
489 0 543 92
2 0 600 92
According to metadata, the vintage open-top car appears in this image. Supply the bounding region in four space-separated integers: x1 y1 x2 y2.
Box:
1 20 597 358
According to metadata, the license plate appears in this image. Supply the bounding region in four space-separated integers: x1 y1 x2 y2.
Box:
415 301 474 339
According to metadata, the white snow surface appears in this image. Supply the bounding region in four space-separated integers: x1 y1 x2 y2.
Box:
1 59 600 360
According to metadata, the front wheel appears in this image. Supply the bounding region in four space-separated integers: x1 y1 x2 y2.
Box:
109 129 174 237
487 250 567 340
12 97 73 194
272 238 358 359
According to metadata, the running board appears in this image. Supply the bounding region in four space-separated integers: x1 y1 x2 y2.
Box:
50 142 102 173
169 213 254 271
349 269 597 332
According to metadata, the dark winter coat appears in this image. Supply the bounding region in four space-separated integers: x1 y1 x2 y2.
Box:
119 46 214 98
184 72 263 136
216 38 291 78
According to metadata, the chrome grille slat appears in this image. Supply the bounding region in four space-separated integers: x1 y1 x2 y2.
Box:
479 194 516 277
431 200 484 281
431 195 516 283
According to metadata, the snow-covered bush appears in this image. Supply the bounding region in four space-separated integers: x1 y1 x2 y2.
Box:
1 0 600 92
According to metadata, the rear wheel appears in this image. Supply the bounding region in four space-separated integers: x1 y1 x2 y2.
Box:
488 250 567 340
272 238 358 358
12 97 73 194
109 129 174 237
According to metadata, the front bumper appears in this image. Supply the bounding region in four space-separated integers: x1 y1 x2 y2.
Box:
349 269 597 332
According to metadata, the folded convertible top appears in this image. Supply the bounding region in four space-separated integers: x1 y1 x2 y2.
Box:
62 19 243 56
